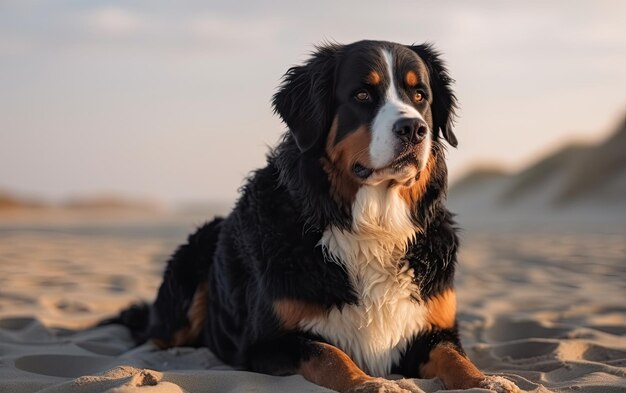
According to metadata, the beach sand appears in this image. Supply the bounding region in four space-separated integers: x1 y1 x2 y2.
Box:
0 221 625 392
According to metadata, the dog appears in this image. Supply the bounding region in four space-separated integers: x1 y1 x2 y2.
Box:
104 40 519 393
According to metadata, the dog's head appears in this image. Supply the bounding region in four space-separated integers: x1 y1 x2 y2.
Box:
273 40 457 228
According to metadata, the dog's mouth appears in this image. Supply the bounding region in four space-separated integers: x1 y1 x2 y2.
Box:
389 153 419 172
352 153 419 180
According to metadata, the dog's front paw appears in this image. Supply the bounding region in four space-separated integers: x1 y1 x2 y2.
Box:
347 377 413 393
479 375 520 393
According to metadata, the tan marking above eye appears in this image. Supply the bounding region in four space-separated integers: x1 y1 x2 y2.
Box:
405 70 419 87
366 71 381 85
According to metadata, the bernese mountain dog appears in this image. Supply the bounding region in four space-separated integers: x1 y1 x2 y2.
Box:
105 40 519 393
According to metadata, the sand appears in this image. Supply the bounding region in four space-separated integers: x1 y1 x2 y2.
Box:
0 221 625 392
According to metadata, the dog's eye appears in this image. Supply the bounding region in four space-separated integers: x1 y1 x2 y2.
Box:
413 92 424 102
354 90 371 102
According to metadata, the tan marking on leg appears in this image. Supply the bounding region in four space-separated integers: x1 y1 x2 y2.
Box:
299 342 373 393
273 299 326 330
155 282 208 348
322 116 371 204
151 338 169 349
397 153 436 205
420 343 485 390
405 70 419 87
425 288 456 330
185 281 208 341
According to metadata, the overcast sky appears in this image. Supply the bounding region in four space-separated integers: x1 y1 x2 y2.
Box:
1 0 625 204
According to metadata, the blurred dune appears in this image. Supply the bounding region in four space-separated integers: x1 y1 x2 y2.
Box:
449 112 626 230
61 195 162 212
0 191 169 229
0 190 45 210
499 144 589 205
557 115 626 203
0 190 233 238
0 191 160 213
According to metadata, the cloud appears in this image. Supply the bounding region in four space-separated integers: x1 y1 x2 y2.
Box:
81 6 145 36
188 15 285 45
0 35 32 56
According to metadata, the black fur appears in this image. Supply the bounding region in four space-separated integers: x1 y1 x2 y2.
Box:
104 40 467 383
273 43 341 152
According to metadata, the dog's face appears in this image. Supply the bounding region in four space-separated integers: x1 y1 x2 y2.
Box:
331 43 437 187
273 40 457 204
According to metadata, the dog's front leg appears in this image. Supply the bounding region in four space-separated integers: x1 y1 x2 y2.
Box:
248 335 412 393
419 341 485 389
420 341 520 393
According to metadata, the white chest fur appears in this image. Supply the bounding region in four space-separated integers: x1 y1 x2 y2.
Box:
301 185 428 377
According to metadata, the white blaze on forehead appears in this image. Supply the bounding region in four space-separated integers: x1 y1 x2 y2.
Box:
369 49 425 169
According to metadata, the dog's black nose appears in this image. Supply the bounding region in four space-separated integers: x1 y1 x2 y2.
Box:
392 118 428 144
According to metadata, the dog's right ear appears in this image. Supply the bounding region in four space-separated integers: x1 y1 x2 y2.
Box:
272 44 341 152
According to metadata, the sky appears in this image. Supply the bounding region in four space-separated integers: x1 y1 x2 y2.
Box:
1 0 625 205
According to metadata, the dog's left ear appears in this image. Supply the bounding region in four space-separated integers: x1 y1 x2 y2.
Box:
272 44 341 152
408 44 458 147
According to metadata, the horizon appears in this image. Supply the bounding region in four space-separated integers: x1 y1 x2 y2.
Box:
1 112 624 210
1 1 625 204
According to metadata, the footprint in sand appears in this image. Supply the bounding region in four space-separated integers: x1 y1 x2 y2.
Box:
0 317 37 331
14 354 119 378
492 340 559 360
75 341 128 356
485 319 570 342
55 299 91 313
